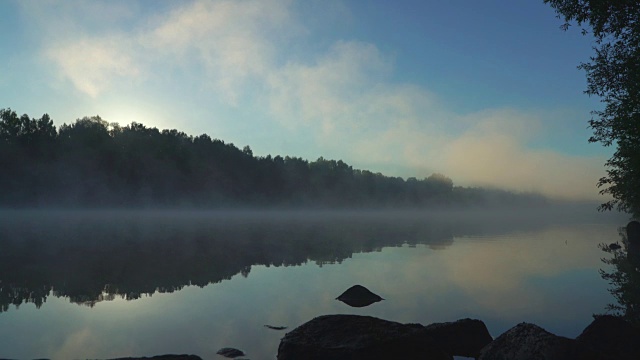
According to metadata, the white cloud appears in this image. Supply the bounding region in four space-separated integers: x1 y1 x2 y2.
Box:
46 36 140 98
267 41 397 133
41 0 294 101
140 0 294 104
265 39 605 199
438 114 607 199
28 0 607 200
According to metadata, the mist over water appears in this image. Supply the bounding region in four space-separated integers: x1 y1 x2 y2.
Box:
0 207 629 359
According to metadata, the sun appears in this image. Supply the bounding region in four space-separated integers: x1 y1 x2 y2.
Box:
99 104 165 130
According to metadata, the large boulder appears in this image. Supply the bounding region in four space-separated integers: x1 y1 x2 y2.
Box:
216 348 246 358
277 314 452 360
425 318 493 358
479 323 575 360
575 315 640 360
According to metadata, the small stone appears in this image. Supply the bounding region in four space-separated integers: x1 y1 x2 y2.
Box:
216 348 245 358
336 285 384 308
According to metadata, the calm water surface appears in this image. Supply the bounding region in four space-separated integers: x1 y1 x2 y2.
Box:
0 209 627 359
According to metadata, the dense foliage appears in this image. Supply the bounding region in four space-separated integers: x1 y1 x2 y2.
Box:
545 0 640 216
0 108 544 208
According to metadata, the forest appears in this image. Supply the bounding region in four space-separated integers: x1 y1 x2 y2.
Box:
0 108 547 208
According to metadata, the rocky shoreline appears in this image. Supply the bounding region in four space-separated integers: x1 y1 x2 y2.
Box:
6 314 636 360
275 314 640 359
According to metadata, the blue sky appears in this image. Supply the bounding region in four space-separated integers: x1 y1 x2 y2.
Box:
0 0 612 200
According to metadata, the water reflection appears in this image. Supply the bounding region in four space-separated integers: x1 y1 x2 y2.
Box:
0 209 623 359
599 221 640 324
0 209 587 313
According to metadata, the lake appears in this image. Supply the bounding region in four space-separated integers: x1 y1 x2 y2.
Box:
0 208 629 359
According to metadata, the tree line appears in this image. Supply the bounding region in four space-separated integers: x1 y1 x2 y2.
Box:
0 108 545 208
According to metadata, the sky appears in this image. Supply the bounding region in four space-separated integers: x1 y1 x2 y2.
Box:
0 0 614 200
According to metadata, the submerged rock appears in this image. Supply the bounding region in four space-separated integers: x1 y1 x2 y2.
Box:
265 325 288 330
216 348 245 358
575 315 640 360
107 356 202 360
277 314 451 360
479 323 575 360
425 318 493 358
336 285 384 307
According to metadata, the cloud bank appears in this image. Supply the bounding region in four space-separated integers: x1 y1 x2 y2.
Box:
22 0 606 200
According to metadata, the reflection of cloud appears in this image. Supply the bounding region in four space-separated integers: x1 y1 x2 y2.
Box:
52 328 106 360
3 221 617 358
370 225 610 317
250 223 613 340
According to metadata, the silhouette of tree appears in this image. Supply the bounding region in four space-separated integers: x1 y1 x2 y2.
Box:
0 108 549 208
545 0 640 216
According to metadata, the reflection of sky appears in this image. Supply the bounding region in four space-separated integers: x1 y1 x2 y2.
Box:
0 223 617 359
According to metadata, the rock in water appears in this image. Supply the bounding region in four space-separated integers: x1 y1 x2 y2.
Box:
424 318 493 358
479 323 575 360
265 325 288 330
107 356 203 360
336 285 383 307
110 354 202 360
277 314 452 360
216 348 245 358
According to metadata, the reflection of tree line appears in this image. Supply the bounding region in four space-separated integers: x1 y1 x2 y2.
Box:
0 211 568 312
599 221 640 325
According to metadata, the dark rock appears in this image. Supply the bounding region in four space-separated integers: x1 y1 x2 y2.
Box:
425 318 493 358
336 285 384 308
479 323 576 360
216 348 245 358
277 314 452 360
575 315 640 360
107 356 202 360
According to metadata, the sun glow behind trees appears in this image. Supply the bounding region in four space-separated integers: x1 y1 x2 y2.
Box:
0 108 547 208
